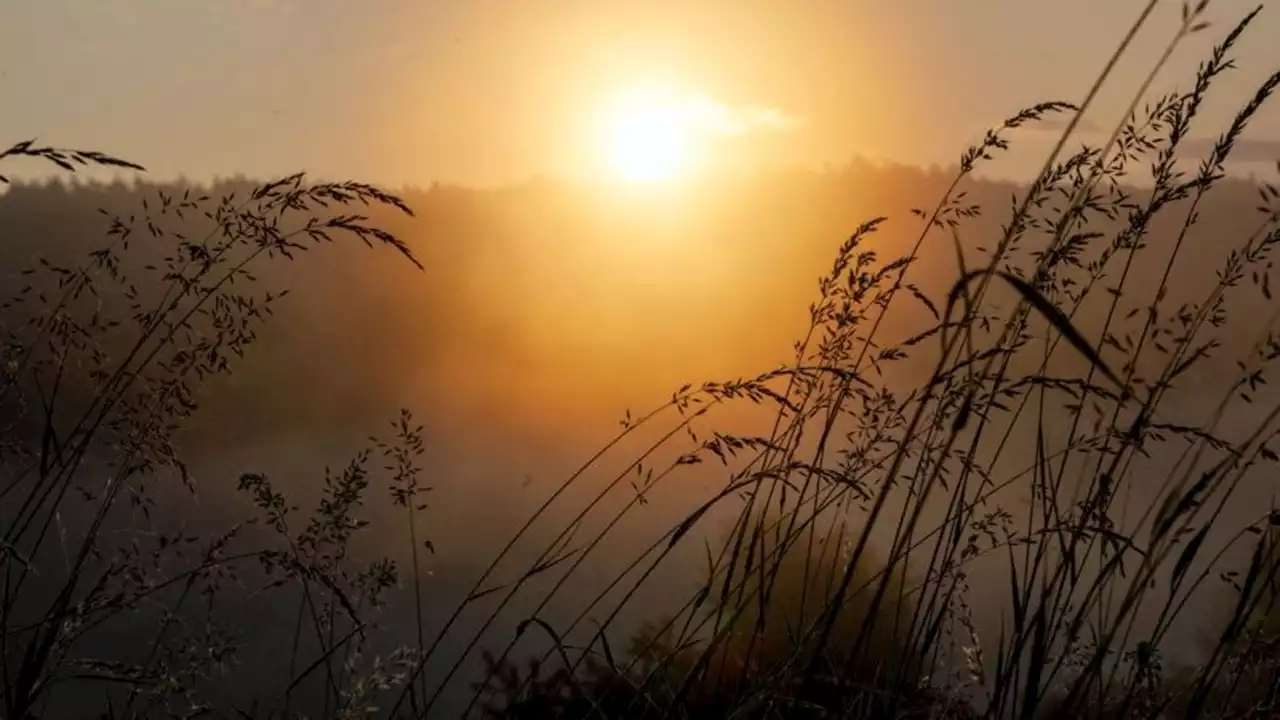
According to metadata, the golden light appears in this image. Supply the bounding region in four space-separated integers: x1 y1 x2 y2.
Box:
596 84 800 184
602 86 695 182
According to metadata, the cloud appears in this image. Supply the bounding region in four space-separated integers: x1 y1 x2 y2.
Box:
682 94 803 136
1178 136 1280 164
1017 117 1106 134
613 86 802 138
1014 116 1280 165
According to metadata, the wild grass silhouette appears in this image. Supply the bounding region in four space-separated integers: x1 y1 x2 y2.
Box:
6 1 1280 718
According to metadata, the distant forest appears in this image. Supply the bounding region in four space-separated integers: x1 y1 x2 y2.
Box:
3 157 1278 717
2 160 1270 440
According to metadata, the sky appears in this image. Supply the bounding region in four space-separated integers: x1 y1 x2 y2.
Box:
1 0 1278 187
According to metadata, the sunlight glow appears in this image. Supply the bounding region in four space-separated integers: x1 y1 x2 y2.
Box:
604 87 692 182
609 106 687 181
598 84 801 184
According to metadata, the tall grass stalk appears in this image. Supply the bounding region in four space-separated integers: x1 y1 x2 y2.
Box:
6 1 1280 718
460 3 1280 719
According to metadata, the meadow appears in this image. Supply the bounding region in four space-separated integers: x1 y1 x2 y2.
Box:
4 3 1280 718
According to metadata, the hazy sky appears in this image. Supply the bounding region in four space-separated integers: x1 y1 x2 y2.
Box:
2 0 1278 186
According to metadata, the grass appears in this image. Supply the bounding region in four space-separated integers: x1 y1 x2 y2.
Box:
5 1 1280 717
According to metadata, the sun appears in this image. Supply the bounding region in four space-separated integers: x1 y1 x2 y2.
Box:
602 86 695 182
609 106 686 181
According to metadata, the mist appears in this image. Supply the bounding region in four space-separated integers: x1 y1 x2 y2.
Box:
6 2 1280 718
3 146 1279 716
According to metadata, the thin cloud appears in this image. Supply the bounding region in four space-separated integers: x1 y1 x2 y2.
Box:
614 86 802 138
1017 117 1106 134
1015 116 1280 165
683 94 803 136
1178 136 1280 164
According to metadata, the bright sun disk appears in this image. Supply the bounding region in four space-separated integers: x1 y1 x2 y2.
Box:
604 88 693 182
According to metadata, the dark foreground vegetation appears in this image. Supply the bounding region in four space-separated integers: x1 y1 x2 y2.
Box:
5 2 1280 718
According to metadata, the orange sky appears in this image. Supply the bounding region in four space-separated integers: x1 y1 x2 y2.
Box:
1 0 1278 186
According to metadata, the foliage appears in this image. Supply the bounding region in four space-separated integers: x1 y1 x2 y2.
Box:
7 1 1280 718
0 144 429 718
464 3 1280 718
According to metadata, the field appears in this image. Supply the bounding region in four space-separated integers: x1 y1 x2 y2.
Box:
4 2 1280 718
